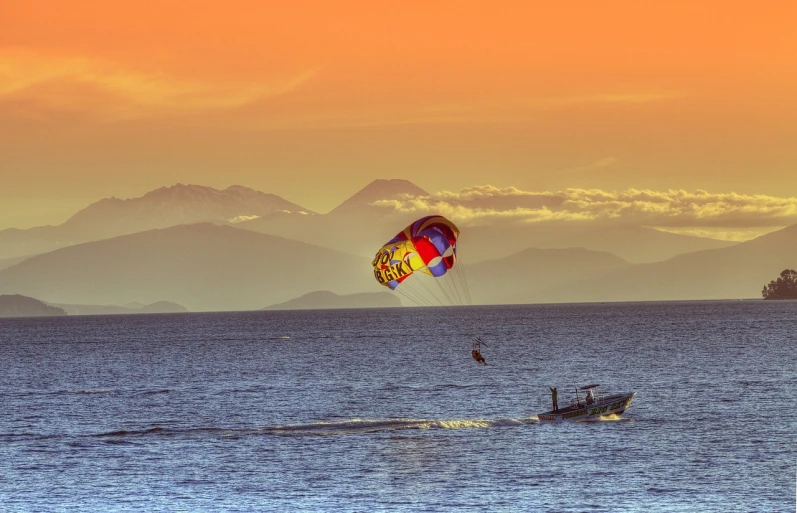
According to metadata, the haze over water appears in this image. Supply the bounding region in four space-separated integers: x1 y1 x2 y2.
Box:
1 301 795 512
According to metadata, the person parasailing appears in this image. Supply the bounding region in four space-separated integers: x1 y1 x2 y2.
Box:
472 336 487 365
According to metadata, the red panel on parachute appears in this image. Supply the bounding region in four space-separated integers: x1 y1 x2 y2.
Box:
413 237 441 265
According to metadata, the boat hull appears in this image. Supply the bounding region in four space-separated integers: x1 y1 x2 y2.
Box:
537 392 635 421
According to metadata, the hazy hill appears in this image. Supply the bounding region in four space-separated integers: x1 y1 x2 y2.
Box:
0 255 31 271
264 291 401 310
462 223 737 264
466 248 634 305
0 184 315 260
49 301 189 316
540 223 797 302
0 226 71 262
0 223 372 311
0 294 66 318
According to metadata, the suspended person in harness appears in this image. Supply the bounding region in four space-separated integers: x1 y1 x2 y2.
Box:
472 336 487 365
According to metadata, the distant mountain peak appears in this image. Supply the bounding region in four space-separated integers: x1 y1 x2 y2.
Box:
144 183 214 196
331 179 428 214
59 184 316 236
225 185 256 192
361 178 428 195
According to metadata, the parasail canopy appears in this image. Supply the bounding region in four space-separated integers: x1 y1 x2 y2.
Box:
372 215 460 292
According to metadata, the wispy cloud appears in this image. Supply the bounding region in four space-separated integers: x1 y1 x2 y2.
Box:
374 186 797 231
528 91 683 108
650 226 786 242
0 48 681 128
260 90 682 129
228 215 261 223
0 48 314 120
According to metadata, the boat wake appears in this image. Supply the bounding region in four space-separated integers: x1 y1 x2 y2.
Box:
3 417 539 443
577 413 634 422
263 417 538 436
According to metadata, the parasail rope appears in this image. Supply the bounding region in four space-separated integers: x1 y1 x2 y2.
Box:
444 270 464 306
415 272 446 306
454 246 473 305
397 283 434 307
443 249 468 306
456 261 470 305
394 287 420 307
432 271 457 305
449 260 467 305
441 256 465 306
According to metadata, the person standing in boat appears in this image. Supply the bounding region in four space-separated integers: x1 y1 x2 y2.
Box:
549 387 558 412
586 389 595 405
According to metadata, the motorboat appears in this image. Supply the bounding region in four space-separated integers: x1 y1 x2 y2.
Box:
537 384 635 421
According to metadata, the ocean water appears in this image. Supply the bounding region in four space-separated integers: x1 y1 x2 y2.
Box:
1 302 795 512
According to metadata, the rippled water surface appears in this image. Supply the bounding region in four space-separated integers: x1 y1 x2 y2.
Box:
1 302 795 512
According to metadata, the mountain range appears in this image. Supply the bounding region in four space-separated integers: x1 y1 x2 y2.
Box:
461 223 735 264
0 224 372 311
264 291 401 310
537 223 797 303
0 184 315 260
0 179 792 311
48 301 189 316
466 248 633 305
0 220 792 311
0 295 66 318
1 179 733 263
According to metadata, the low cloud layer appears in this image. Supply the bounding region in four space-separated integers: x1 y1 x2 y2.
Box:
373 186 797 231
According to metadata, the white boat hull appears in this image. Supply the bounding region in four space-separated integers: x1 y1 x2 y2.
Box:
537 392 636 421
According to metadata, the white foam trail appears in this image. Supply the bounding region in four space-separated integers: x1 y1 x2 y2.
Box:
264 417 536 436
578 413 632 422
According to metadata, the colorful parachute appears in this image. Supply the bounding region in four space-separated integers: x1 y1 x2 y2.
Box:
372 215 461 295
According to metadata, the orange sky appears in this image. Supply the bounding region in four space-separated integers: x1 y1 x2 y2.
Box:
1 0 796 229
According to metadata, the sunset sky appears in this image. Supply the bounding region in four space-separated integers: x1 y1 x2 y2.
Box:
1 1 796 232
